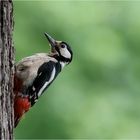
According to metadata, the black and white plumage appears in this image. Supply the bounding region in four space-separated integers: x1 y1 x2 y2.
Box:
14 33 73 126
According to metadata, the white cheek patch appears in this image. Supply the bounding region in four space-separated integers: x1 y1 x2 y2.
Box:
60 48 71 59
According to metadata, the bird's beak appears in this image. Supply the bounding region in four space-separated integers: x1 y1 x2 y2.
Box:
44 33 56 48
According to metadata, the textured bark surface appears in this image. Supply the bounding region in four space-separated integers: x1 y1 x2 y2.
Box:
0 0 14 139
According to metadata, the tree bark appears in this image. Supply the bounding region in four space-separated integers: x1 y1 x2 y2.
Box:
0 0 14 139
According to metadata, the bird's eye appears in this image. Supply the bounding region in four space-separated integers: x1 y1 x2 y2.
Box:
61 44 66 48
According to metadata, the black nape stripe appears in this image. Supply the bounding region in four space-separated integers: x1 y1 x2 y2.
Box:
52 54 71 63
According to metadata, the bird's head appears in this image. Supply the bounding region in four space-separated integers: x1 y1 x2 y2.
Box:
45 33 73 64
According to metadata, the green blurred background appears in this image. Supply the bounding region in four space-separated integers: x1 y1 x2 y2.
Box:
13 1 140 139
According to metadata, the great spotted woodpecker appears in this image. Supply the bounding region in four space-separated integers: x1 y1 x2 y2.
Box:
14 33 73 127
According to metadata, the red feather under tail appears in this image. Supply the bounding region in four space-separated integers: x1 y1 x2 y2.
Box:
14 75 31 127
14 97 31 127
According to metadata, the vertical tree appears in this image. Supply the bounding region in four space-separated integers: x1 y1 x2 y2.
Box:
0 0 14 139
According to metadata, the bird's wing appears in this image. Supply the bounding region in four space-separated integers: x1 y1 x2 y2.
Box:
27 61 61 106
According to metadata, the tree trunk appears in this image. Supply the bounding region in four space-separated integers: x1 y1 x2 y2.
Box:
0 0 14 139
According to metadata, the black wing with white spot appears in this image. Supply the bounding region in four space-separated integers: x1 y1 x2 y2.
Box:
27 61 61 106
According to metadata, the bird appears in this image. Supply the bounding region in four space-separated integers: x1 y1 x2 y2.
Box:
14 33 73 127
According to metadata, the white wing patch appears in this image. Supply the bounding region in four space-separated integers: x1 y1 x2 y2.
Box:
38 67 56 97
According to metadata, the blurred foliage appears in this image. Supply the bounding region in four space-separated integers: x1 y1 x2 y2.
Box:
13 0 140 139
